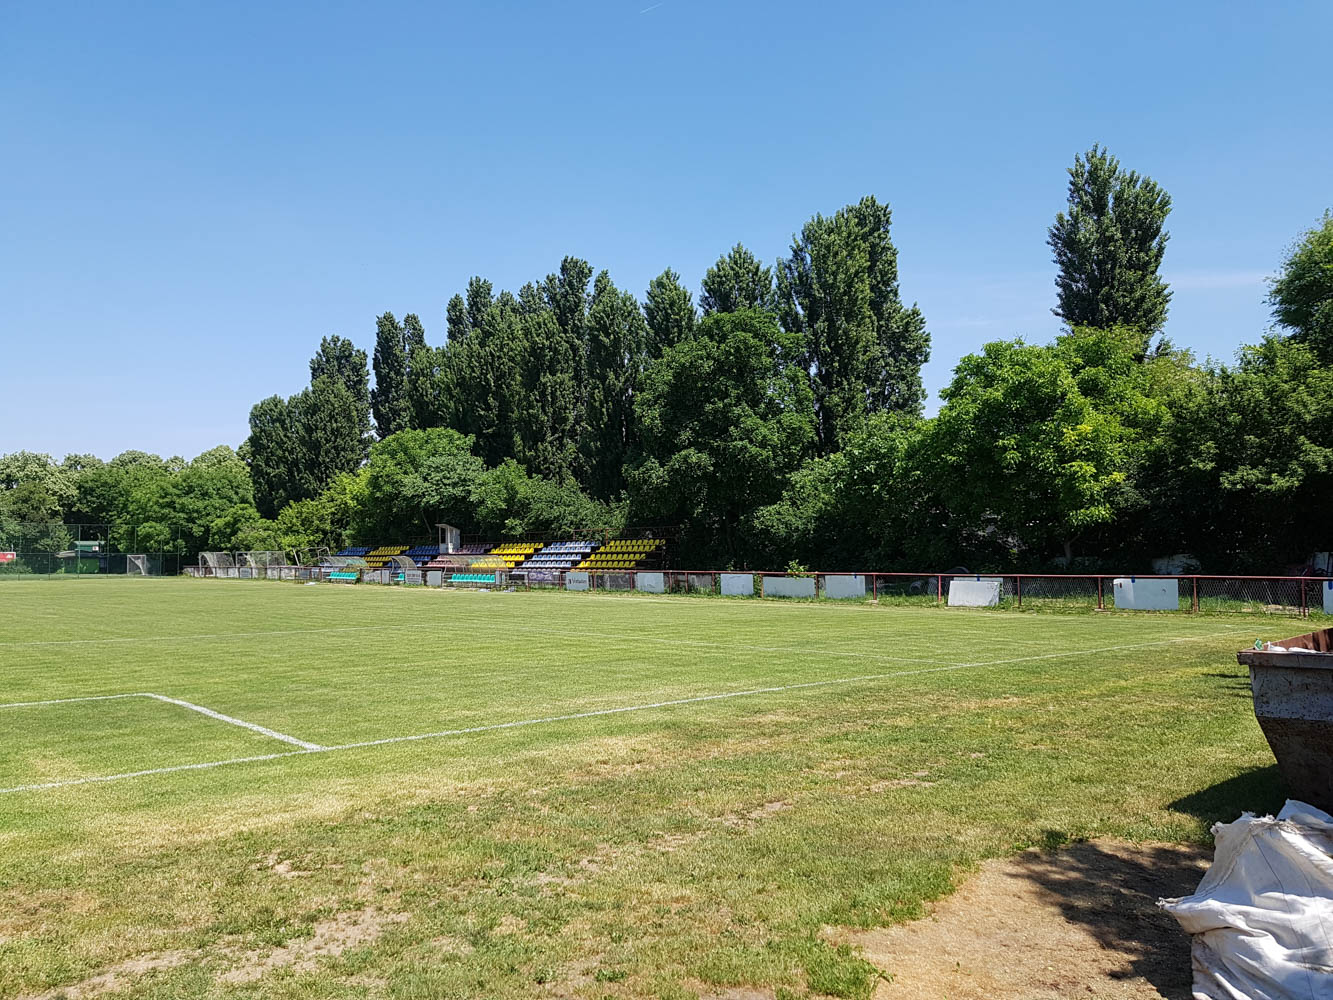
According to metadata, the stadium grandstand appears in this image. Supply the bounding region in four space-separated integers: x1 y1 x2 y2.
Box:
194 537 671 586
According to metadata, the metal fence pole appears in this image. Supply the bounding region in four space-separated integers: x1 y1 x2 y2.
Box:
1192 576 1199 613
1016 575 1022 609
937 574 943 607
1097 577 1104 610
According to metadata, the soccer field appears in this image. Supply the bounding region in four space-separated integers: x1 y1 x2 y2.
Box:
0 579 1279 999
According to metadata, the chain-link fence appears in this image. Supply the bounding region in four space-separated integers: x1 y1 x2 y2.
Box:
0 522 184 578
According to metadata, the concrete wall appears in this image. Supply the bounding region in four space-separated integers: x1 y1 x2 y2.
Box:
636 572 665 594
426 570 442 587
565 571 589 592
1113 577 1179 611
823 574 866 599
721 573 754 596
948 578 1001 607
764 576 816 599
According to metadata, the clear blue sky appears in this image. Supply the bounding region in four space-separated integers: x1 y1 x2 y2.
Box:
3 0 1329 460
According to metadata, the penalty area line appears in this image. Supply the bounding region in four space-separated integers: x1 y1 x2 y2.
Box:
0 628 1242 795
0 692 322 751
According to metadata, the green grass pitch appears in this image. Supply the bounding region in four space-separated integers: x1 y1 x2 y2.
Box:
0 578 1280 999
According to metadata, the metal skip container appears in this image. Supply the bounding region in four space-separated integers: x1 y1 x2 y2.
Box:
1236 627 1333 812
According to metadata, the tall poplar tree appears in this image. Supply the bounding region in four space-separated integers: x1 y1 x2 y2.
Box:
777 196 929 453
700 244 774 315
644 269 697 356
370 312 411 438
1048 145 1172 355
584 271 649 497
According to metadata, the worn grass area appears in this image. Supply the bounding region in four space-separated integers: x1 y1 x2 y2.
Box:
0 578 1281 1000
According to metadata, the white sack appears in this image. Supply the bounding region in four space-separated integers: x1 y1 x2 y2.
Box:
1160 800 1333 999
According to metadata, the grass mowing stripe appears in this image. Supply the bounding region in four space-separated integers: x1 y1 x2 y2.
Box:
0 627 1243 796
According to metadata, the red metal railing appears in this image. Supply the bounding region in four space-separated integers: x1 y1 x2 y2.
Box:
563 569 1332 618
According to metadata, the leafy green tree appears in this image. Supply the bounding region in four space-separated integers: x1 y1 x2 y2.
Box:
643 268 697 356
930 337 1136 564
750 414 923 570
353 427 486 542
1269 212 1333 363
370 311 411 437
119 447 255 556
474 459 623 540
700 244 774 315
580 272 648 498
777 196 930 452
208 504 280 552
273 497 334 554
1189 338 1333 568
69 452 170 527
627 309 816 563
1048 145 1172 354
0 451 80 514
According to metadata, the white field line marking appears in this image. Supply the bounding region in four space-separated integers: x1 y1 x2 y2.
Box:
143 695 323 750
0 629 1242 795
0 692 322 751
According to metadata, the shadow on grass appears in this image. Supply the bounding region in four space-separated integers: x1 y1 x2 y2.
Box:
1169 765 1286 825
1012 841 1210 999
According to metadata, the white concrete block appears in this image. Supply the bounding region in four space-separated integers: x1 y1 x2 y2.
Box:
764 576 816 599
1323 581 1333 616
823 574 866 599
1113 577 1179 611
565 571 589 592
636 572 665 594
721 573 754 596
948 578 1002 607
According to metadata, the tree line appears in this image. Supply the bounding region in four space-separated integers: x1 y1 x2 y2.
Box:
2 147 1330 573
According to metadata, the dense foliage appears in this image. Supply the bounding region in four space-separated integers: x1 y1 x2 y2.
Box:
3 164 1330 574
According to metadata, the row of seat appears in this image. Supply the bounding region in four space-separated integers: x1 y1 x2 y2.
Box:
450 573 497 584
576 539 664 571
334 538 667 574
365 544 407 568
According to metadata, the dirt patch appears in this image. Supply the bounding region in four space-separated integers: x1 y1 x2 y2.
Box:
218 906 408 984
15 952 193 1000
827 839 1209 1000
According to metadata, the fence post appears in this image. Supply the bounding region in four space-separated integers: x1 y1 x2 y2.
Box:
1016 575 1022 609
1192 576 1199 613
937 574 943 606
872 573 877 602
1097 577 1104 611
